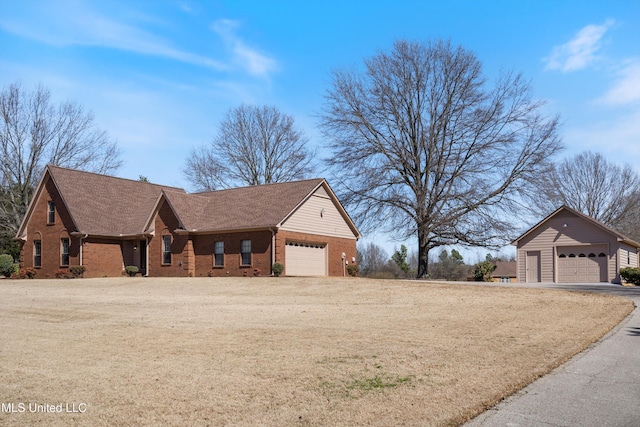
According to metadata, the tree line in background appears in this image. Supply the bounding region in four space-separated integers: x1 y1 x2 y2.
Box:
2 37 640 275
357 241 514 281
525 151 640 243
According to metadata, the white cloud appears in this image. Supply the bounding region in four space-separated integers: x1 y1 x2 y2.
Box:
544 19 614 72
0 2 227 71
1 4 278 78
598 59 640 106
211 19 278 77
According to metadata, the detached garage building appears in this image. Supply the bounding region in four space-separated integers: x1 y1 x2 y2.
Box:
513 205 640 284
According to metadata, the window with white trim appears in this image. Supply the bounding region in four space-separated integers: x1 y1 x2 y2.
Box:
214 241 224 267
240 240 251 266
61 238 69 266
162 235 172 265
48 201 55 224
34 240 42 268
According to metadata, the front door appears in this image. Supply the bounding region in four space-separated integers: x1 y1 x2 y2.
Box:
526 251 541 282
139 240 147 275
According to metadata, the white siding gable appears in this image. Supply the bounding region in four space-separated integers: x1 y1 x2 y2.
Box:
280 185 356 239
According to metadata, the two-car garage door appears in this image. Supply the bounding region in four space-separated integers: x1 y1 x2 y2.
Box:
285 242 327 276
557 245 607 283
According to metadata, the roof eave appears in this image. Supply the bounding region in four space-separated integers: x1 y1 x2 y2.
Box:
618 237 640 248
511 206 566 245
176 225 276 235
513 205 640 248
70 231 153 239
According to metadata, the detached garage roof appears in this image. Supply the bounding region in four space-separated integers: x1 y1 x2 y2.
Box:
512 205 640 248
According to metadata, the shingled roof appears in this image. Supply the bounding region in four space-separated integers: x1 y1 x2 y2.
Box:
21 165 185 237
162 178 326 232
18 166 356 239
492 261 516 278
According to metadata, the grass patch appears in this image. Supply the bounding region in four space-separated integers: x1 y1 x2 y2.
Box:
0 277 633 426
347 374 414 391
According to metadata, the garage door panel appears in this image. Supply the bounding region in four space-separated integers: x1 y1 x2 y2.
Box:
557 245 607 283
285 242 327 276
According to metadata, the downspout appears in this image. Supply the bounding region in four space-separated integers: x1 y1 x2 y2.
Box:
553 245 557 283
145 237 149 277
342 252 346 277
79 234 88 266
269 227 276 276
615 242 619 284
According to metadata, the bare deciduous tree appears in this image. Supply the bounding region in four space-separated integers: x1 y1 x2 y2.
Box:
356 241 389 277
320 39 562 278
184 105 314 191
528 151 640 241
0 81 122 235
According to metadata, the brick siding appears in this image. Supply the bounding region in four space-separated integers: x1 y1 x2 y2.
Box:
191 230 273 277
82 239 125 278
19 177 81 278
147 201 189 277
274 230 357 276
19 177 358 279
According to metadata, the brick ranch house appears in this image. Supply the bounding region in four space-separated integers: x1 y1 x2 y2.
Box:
16 165 361 278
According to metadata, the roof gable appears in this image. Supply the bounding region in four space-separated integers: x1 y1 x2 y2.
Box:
149 179 361 237
16 167 77 239
18 167 361 239
163 178 329 232
279 181 361 239
513 205 640 248
27 165 185 237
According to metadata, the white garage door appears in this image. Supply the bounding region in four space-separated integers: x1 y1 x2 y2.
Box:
285 242 327 276
557 246 607 283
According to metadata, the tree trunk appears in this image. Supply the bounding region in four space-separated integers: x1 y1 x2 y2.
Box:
416 229 430 279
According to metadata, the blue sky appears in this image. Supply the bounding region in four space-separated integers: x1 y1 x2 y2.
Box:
2 0 640 260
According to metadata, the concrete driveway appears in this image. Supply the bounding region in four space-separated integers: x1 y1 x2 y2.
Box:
465 282 640 427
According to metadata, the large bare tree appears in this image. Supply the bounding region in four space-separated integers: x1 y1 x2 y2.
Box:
528 151 640 241
320 39 562 278
184 104 313 191
0 81 122 236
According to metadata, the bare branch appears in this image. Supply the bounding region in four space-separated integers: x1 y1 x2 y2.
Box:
183 105 314 191
320 39 563 278
526 151 640 242
0 81 122 234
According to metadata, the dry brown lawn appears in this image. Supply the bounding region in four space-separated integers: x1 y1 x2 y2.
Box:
0 277 633 426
